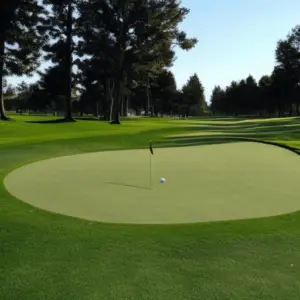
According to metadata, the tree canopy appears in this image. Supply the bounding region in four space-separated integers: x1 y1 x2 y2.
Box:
0 0 47 120
1 0 203 121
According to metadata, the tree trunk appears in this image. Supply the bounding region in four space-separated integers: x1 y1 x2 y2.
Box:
109 79 115 122
296 104 300 116
64 1 74 121
120 94 124 117
145 88 149 116
112 82 121 124
148 88 154 117
110 5 127 125
123 94 128 116
103 78 110 121
126 94 129 116
0 34 8 121
96 100 100 119
111 76 123 125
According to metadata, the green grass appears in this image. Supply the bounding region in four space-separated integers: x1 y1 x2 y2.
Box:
5 142 300 225
2 115 300 299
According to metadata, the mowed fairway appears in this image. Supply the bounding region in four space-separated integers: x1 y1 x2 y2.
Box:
5 142 300 224
3 116 300 300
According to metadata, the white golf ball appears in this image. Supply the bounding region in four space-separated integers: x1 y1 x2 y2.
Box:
160 177 166 183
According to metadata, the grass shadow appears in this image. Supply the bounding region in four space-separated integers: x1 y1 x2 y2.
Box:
75 117 101 121
105 181 152 190
157 136 242 148
26 118 76 124
180 118 300 139
188 117 246 122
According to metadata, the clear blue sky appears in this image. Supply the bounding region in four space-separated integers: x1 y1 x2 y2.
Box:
171 0 300 102
8 0 300 103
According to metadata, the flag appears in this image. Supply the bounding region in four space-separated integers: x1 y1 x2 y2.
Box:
149 141 154 155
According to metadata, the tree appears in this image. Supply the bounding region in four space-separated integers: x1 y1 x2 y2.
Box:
17 81 36 98
210 75 263 116
76 0 118 121
181 73 205 116
38 64 71 111
0 1 46 120
244 75 259 114
269 66 290 116
151 70 177 115
130 0 197 118
258 75 273 115
43 0 77 121
3 84 16 100
275 26 300 115
12 81 43 112
77 0 197 124
210 85 225 115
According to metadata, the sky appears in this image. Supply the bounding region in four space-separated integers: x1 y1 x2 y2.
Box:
8 0 300 103
171 0 300 102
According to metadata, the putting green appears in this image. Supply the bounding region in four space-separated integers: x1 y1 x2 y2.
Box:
4 142 300 224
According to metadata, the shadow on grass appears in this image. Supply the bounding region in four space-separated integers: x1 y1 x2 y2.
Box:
181 118 300 138
105 181 152 190
25 116 146 123
188 117 246 122
185 118 299 129
159 133 300 155
0 117 16 122
26 118 76 124
157 136 241 148
75 117 101 121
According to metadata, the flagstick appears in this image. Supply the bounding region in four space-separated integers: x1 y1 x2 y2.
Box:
150 150 152 189
149 141 152 189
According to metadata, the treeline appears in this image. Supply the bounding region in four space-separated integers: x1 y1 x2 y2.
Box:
1 0 206 123
211 25 300 117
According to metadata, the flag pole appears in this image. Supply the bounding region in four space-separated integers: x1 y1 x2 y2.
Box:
149 140 152 189
150 149 152 189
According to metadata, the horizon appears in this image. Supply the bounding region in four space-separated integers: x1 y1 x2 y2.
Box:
171 0 300 102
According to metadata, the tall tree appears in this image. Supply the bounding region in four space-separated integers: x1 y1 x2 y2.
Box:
275 26 300 115
43 0 77 121
270 66 290 116
244 75 259 114
76 0 117 120
151 70 177 115
132 0 197 118
181 73 205 116
77 0 197 124
210 85 225 115
38 64 71 112
0 1 46 120
258 75 273 115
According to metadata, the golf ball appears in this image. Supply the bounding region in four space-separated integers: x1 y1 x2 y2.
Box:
160 177 166 183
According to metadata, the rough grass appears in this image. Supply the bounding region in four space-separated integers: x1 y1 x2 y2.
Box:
2 115 300 299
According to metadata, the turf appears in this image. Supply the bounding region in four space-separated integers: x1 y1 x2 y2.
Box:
2 115 300 299
5 142 300 224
